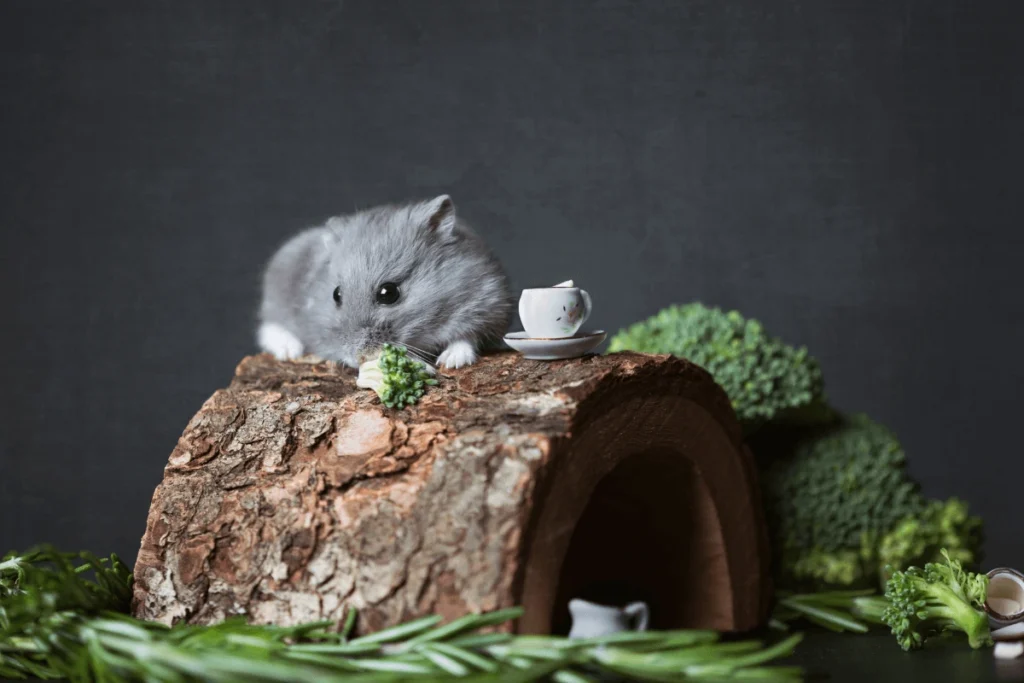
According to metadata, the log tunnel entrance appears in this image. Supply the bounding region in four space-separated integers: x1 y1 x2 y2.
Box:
516 392 765 635
548 449 730 634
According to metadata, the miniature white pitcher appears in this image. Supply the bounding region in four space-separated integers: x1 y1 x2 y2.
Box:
567 599 649 639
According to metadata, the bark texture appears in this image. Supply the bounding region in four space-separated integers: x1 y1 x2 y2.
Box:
132 351 771 635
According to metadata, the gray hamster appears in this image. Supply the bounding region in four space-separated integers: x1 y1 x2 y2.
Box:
257 194 512 369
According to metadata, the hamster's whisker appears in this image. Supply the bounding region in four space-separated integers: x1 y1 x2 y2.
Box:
402 347 430 364
386 340 438 368
391 340 439 361
410 352 437 367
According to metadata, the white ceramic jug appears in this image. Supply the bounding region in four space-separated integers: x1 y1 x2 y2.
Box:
567 599 649 639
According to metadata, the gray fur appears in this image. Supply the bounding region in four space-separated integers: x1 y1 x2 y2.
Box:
258 195 513 368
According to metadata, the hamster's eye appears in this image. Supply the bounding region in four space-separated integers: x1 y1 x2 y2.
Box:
333 286 342 306
375 282 401 305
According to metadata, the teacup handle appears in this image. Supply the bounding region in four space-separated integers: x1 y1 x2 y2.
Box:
623 602 649 632
580 289 592 324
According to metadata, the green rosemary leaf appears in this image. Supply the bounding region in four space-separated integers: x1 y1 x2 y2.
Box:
341 607 359 640
551 670 595 683
446 632 515 648
576 629 720 650
776 595 871 633
772 589 891 637
403 607 524 646
487 644 570 662
686 633 803 676
276 650 366 672
345 614 443 645
288 641 382 655
345 658 437 674
415 643 470 675
460 659 564 683
431 641 502 673
505 655 546 670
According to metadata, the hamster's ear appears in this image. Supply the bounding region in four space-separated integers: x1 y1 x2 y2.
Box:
416 194 457 236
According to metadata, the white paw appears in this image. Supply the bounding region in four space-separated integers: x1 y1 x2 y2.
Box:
257 323 304 360
437 340 477 369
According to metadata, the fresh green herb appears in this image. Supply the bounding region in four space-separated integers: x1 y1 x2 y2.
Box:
1 546 805 681
0 546 133 680
356 343 438 409
771 589 887 634
881 550 991 651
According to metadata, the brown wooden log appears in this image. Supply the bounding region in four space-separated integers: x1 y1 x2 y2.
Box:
132 350 771 635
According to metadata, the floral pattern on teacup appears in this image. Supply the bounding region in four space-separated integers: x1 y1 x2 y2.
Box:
555 301 584 334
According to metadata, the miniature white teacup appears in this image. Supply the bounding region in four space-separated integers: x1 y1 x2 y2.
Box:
567 599 649 639
519 282 592 339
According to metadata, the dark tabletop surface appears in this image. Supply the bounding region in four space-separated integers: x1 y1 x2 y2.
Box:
786 631 1024 683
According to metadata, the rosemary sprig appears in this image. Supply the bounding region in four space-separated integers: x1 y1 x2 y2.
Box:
770 589 888 634
2 546 805 681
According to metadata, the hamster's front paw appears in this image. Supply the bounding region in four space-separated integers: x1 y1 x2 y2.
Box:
437 340 477 369
258 322 304 360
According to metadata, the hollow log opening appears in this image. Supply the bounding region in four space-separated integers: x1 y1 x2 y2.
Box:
516 391 765 635
549 449 730 634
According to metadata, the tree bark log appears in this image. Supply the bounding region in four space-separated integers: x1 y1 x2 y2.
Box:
132 351 771 635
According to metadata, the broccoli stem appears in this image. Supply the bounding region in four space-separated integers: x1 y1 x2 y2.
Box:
924 591 991 649
882 552 992 651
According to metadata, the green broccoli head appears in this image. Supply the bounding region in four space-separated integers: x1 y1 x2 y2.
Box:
607 303 828 428
877 498 984 583
785 545 872 588
882 550 991 651
356 344 438 409
761 414 926 586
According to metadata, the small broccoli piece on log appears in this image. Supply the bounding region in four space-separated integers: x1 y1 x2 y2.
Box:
356 343 438 409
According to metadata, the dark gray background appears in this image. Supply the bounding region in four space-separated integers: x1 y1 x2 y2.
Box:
1 0 1022 575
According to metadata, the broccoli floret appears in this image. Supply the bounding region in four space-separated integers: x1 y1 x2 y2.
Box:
607 303 829 429
356 344 438 409
784 498 984 591
761 414 926 587
876 498 984 583
881 550 991 651
786 547 870 588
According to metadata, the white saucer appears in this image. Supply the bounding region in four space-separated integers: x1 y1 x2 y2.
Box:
503 330 607 360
